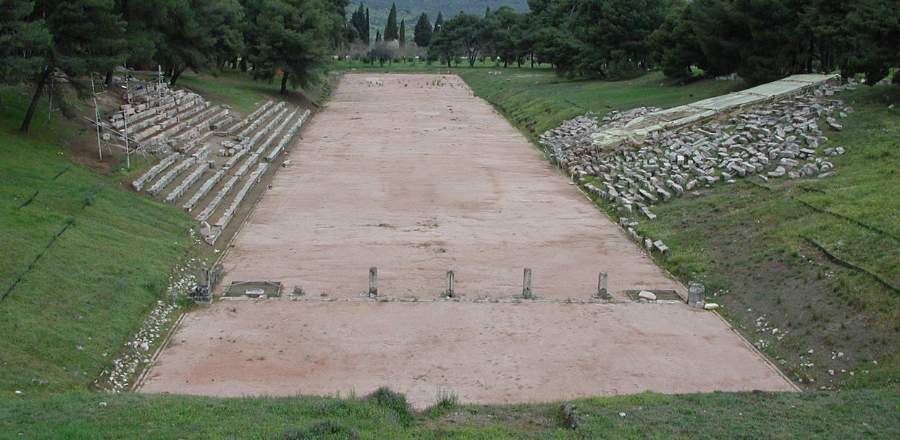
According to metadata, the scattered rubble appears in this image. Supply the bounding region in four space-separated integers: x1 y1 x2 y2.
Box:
539 80 854 255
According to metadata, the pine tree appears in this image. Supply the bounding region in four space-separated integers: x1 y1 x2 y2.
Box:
399 19 406 48
375 29 382 43
384 2 398 41
414 13 432 48
248 0 330 94
0 0 50 85
20 0 126 132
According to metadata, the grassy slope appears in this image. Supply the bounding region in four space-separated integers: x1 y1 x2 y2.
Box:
2 389 897 438
178 71 330 114
458 69 744 137
0 86 193 396
635 86 900 388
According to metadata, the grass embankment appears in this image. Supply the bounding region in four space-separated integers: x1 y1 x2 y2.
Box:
179 71 331 114
458 69 744 138
459 70 899 388
2 388 896 438
0 86 193 397
635 85 900 388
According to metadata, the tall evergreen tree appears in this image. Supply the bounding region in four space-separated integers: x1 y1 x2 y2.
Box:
375 29 381 43
413 13 432 48
398 18 405 48
433 11 444 33
350 4 367 43
383 2 398 41
365 7 370 44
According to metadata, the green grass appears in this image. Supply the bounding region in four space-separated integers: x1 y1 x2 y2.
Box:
2 389 897 438
178 71 330 114
627 85 900 388
459 69 745 138
0 85 194 397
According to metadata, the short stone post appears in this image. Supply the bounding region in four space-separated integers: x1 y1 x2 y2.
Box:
368 267 378 298
596 272 608 298
522 268 533 299
688 282 705 308
445 270 455 298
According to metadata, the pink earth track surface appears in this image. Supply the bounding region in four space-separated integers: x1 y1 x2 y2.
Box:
140 74 795 408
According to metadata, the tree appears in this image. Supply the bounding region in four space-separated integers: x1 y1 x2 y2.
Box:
844 0 900 85
0 0 50 87
413 13 431 48
150 0 233 85
247 0 330 94
650 0 705 81
383 2 398 41
375 29 381 43
428 26 458 67
350 3 367 44
365 7 370 43
433 11 444 33
398 18 405 48
443 13 484 67
20 0 126 132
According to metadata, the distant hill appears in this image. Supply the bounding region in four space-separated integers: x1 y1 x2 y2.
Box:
350 1 529 41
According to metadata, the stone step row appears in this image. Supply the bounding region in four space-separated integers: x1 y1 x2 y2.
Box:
231 108 293 177
205 162 269 244
195 175 239 223
236 102 285 141
183 169 226 212
130 101 202 143
147 157 196 196
146 146 210 196
221 101 274 136
164 162 210 203
132 153 181 191
143 101 211 144
255 109 299 156
118 91 200 133
266 109 310 162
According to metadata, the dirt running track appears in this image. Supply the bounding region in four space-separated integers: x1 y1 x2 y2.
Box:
141 74 795 408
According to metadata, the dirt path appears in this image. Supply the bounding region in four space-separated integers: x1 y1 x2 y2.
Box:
218 74 681 299
141 74 795 408
142 301 794 408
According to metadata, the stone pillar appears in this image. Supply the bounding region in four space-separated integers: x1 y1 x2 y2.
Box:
688 282 705 308
596 272 608 298
446 270 455 298
368 267 378 298
522 268 533 299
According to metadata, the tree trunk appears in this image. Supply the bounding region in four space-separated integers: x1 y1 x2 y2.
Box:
280 71 289 94
170 66 184 85
21 66 51 133
105 70 113 87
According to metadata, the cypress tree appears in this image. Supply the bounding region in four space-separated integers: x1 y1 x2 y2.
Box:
399 19 406 48
365 8 370 44
433 12 444 33
384 3 398 41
